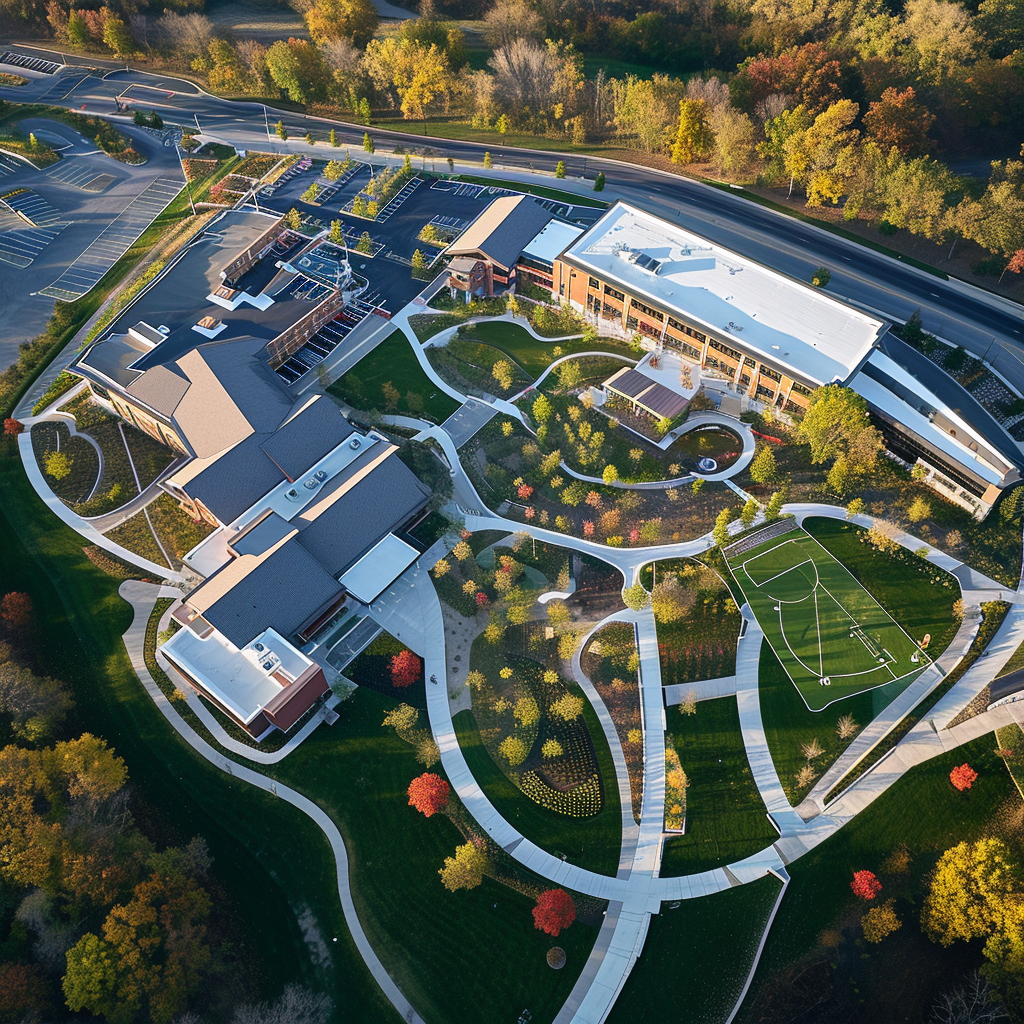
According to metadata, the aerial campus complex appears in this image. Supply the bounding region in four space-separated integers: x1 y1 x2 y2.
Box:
4 46 1024 1024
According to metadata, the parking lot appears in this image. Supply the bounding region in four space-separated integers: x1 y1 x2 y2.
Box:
38 175 184 300
0 119 185 365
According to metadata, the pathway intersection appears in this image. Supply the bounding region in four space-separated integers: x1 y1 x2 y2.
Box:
19 300 1024 1024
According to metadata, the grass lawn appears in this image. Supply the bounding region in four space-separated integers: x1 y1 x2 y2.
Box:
345 630 427 710
147 493 216 563
464 320 626 377
661 699 778 876
996 636 1024 679
427 337 534 397
270 689 599 1024
996 723 1024 797
454 707 621 875
0 442 392 1022
105 507 169 567
607 873 783 1024
328 328 460 423
742 735 1023 1024
728 526 931 710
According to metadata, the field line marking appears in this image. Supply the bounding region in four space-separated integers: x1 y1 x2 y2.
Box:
756 557 816 589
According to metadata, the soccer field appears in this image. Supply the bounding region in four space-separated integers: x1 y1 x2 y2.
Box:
727 527 929 711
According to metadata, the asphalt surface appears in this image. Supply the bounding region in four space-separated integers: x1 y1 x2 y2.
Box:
1 45 1023 391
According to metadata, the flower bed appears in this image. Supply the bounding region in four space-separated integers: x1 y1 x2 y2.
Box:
664 745 688 832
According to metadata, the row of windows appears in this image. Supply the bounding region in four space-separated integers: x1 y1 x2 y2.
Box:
605 285 625 302
667 318 707 343
709 338 742 361
631 298 664 321
759 365 781 382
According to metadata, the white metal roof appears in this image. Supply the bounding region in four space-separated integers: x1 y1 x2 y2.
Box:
560 203 884 386
339 533 419 604
852 350 1007 487
523 219 584 266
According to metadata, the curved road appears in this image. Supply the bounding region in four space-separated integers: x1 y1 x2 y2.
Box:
2 45 1024 389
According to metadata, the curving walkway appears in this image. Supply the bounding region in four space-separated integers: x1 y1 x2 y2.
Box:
116 579 426 1024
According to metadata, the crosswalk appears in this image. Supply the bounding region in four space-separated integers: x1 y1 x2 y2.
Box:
38 176 183 300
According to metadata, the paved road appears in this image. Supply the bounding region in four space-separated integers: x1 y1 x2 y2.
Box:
2 46 1024 390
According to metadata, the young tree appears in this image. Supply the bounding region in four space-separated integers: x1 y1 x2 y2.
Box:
763 489 786 521
407 773 450 817
862 900 902 943
438 842 488 891
357 231 373 253
3 418 23 435
550 693 584 721
908 495 932 522
602 465 618 486
276 119 287 140
499 734 527 766
594 171 605 191
671 99 714 165
846 497 865 518
303 0 379 48
514 694 540 727
651 576 694 623
622 582 651 610
483 151 493 168
492 359 515 391
329 128 338 147
851 870 883 900
411 248 427 274
532 393 553 424
950 763 979 791
0 592 33 630
363 132 374 153
799 385 881 473
390 649 422 688
533 888 576 936
305 130 315 147
713 507 733 546
330 219 343 243
43 450 72 481
740 496 759 529
749 444 778 485
555 159 565 178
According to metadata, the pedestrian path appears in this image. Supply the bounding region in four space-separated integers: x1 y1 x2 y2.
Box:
664 676 737 704
116 580 426 1024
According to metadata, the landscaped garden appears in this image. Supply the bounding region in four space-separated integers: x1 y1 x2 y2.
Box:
737 408 1024 588
661 699 778 875
753 517 963 803
345 630 427 709
640 557 741 686
581 622 643 822
461 414 735 545
740 735 1024 1024
105 493 216 569
269 688 604 1024
328 328 460 423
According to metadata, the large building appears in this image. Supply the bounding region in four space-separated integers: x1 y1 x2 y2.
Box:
69 210 433 738
552 201 1021 518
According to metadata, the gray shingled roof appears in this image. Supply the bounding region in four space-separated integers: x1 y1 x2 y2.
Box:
260 396 354 481
198 536 344 648
447 195 553 271
182 433 286 525
297 453 431 576
125 364 190 417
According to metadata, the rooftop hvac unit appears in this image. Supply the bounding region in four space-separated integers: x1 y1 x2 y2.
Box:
285 488 301 502
303 477 319 490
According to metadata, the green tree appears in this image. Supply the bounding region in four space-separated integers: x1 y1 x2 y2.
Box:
908 495 932 522
499 735 527 767
846 497 865 518
622 582 650 610
749 444 777 485
764 489 786 521
671 99 714 165
357 230 373 253
363 132 374 153
275 119 287 141
285 208 301 230
555 360 582 389
594 171 605 191
602 465 618 486
798 385 881 473
555 160 566 179
411 248 427 274
101 11 134 58
492 359 515 391
330 220 343 243
740 496 759 529
691 477 704 495
713 507 733 546
483 151 493 168
303 0 379 47
329 128 338 147
532 393 553 424
496 113 511 136
359 97 372 124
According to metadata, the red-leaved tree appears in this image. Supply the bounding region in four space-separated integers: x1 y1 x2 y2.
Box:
533 888 577 936
3 418 23 436
390 649 422 689
0 592 33 630
850 870 882 900
950 763 978 791
407 773 450 817
518 483 534 500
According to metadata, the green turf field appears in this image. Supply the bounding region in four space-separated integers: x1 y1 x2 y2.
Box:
727 527 930 711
